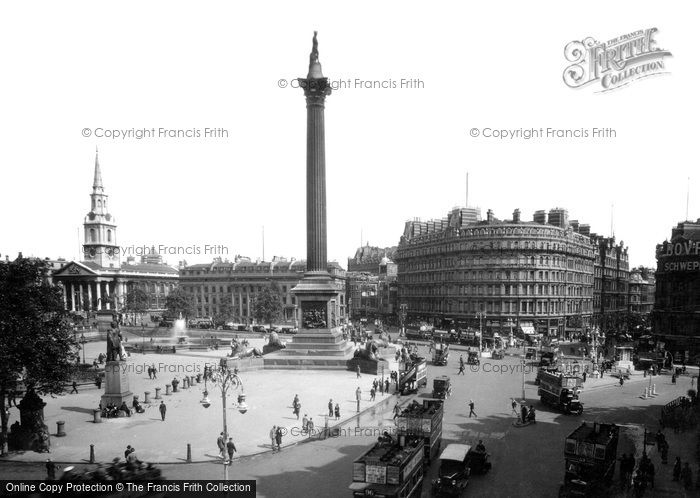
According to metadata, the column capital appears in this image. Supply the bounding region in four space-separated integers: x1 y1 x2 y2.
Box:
299 77 332 103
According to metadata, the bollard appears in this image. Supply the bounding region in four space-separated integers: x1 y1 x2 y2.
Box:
56 421 66 437
144 391 151 403
165 385 172 395
186 443 192 463
191 376 196 386
652 384 657 396
155 387 161 399
93 409 102 424
641 389 647 399
183 378 189 389
89 444 95 463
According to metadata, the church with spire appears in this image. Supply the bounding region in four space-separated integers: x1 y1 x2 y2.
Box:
52 150 179 321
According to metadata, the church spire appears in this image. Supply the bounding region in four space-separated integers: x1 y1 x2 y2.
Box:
93 147 103 191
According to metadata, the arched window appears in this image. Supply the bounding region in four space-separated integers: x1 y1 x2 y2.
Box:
90 228 96 242
98 200 102 208
107 230 112 242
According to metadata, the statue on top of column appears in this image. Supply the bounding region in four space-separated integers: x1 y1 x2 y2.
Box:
310 31 319 64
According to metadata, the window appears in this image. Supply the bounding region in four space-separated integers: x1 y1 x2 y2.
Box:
89 229 96 242
107 229 112 242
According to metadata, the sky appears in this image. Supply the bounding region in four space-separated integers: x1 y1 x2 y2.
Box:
1 1 697 270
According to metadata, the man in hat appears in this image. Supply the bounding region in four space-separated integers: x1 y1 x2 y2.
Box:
226 437 237 465
217 432 226 459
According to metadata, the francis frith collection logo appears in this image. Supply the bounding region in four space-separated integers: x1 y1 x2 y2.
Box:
563 28 672 92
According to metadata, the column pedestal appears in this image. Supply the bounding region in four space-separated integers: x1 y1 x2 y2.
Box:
100 361 133 407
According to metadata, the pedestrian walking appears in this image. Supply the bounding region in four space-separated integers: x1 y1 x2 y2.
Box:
275 426 283 451
385 379 390 394
458 364 465 375
151 364 157 379
95 376 102 389
379 380 384 395
147 366 153 380
226 438 237 465
334 403 340 420
302 414 308 432
158 400 166 421
328 399 334 417
582 371 587 383
293 403 300 420
511 398 518 416
71 381 79 394
217 432 226 459
468 399 477 418
673 457 681 481
681 462 693 489
393 403 401 420
307 418 314 434
270 425 277 451
356 365 361 378
46 459 57 480
619 376 624 388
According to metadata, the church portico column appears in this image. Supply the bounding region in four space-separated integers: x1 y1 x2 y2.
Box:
79 283 84 312
96 281 102 310
69 283 76 312
105 282 111 311
87 283 93 311
115 280 124 312
62 283 67 310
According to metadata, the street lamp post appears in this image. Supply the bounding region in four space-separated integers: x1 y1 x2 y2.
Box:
200 365 248 481
476 312 485 354
80 334 87 364
141 324 146 355
521 358 526 401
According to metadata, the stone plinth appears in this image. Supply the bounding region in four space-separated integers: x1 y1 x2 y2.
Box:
100 361 133 407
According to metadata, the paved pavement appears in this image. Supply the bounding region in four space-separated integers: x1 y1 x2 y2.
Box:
0 338 398 466
3 341 699 497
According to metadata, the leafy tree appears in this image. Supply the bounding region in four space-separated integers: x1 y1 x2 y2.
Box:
0 255 79 455
124 287 149 324
164 287 194 321
252 284 283 328
214 301 235 327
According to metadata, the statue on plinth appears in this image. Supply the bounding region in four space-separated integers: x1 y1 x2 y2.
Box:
106 322 124 362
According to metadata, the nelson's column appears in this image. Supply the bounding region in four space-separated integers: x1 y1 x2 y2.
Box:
265 32 354 368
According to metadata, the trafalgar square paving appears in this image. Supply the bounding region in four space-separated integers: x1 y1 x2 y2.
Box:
0 336 400 466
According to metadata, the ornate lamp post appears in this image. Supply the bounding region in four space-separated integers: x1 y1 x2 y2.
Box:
200 365 248 481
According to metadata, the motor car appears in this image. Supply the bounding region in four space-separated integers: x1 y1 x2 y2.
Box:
432 444 471 496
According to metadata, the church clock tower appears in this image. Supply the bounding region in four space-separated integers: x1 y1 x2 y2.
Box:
83 149 120 268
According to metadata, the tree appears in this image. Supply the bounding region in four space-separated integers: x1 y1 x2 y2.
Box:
214 301 235 327
124 287 149 324
0 255 79 455
164 287 194 321
252 284 283 328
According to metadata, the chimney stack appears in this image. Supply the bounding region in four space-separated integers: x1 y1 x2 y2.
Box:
513 209 521 222
487 209 494 222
